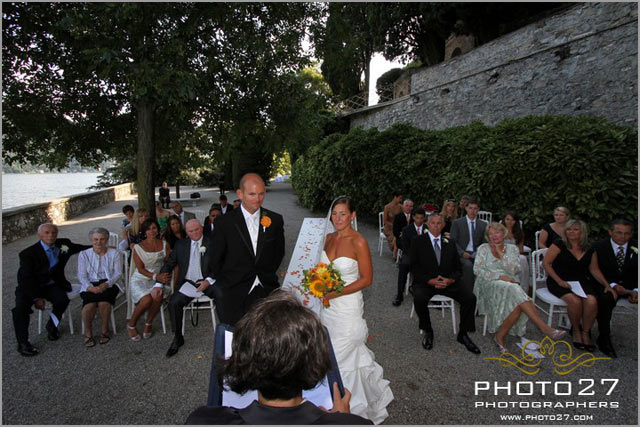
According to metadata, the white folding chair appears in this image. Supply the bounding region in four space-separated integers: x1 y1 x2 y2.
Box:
410 294 457 334
182 295 217 335
396 248 402 266
477 211 492 223
534 230 541 252
378 211 385 256
194 210 206 222
37 284 82 335
530 248 569 328
108 232 120 249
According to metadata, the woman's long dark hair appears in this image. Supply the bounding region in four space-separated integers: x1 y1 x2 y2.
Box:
503 211 524 246
162 215 185 249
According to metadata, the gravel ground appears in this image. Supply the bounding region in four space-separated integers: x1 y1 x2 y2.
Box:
2 183 637 425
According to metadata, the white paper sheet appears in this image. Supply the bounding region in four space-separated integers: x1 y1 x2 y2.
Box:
567 281 587 298
221 330 333 410
178 282 204 298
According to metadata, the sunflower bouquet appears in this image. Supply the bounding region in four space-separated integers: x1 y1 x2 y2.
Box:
299 262 346 308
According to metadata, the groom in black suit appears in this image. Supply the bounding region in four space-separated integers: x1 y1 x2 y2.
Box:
156 219 216 357
13 223 89 356
410 213 480 354
593 218 638 358
208 173 285 326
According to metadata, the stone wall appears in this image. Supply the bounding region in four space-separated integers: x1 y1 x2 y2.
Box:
350 2 638 131
2 183 136 244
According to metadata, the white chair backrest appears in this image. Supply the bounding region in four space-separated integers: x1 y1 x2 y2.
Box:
194 210 206 222
530 248 548 303
534 230 541 252
477 211 492 223
109 232 119 248
378 211 384 233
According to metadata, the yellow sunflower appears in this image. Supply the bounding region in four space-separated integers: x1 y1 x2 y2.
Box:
309 280 326 298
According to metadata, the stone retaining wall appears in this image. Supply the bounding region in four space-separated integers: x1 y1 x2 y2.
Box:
350 2 638 131
2 183 136 244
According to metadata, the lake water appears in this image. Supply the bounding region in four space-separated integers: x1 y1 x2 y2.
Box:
2 172 102 209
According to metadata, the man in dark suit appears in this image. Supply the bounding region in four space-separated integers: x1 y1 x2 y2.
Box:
593 218 638 358
219 194 233 215
393 208 426 307
12 223 89 356
449 199 487 292
203 204 222 236
208 173 285 325
392 199 414 252
156 219 216 357
410 213 480 354
172 201 196 225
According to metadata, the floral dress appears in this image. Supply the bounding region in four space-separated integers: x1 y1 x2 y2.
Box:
473 243 530 336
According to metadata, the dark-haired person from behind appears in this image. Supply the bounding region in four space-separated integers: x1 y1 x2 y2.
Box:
592 219 638 358
186 290 371 425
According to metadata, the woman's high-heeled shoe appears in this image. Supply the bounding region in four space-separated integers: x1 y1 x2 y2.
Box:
494 337 508 354
582 330 596 352
143 323 153 340
127 324 141 342
572 327 585 350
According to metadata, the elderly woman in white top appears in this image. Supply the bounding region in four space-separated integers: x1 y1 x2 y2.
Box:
77 227 122 347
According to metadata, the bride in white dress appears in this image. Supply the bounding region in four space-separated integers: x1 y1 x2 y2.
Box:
320 196 393 424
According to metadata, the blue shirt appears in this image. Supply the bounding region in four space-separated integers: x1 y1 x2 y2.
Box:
40 240 59 269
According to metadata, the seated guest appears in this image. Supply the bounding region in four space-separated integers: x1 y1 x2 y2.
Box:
159 219 216 358
127 219 171 341
440 199 457 237
77 227 122 347
410 213 481 354
393 199 414 255
155 201 172 232
121 204 135 229
450 198 487 292
232 199 241 210
383 190 403 259
218 194 233 215
162 214 186 250
159 181 171 209
500 211 530 293
457 195 470 219
120 208 149 251
172 201 196 225
186 290 370 425
538 206 570 249
542 219 613 351
593 219 638 357
13 223 89 356
474 223 565 354
203 205 222 238
393 208 426 307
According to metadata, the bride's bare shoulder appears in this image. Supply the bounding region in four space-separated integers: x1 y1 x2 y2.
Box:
351 231 369 250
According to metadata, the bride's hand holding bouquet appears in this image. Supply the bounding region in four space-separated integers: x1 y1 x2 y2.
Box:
299 262 346 308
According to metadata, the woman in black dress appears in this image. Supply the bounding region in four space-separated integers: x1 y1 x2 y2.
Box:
543 219 613 351
538 206 570 249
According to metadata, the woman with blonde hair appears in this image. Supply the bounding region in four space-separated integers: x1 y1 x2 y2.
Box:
543 219 613 350
474 223 565 354
538 206 570 249
440 198 458 236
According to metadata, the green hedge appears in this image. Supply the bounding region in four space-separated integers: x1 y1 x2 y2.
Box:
291 116 638 240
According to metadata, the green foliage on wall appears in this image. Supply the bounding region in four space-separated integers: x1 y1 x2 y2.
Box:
291 116 638 240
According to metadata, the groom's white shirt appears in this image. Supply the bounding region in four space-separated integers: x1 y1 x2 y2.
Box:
241 204 262 294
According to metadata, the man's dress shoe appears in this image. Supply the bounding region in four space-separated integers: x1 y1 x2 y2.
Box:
17 342 39 357
457 333 481 354
597 336 617 358
422 330 434 350
392 298 402 307
166 336 185 358
46 323 60 341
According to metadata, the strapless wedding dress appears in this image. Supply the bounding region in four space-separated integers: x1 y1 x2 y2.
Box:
320 251 393 424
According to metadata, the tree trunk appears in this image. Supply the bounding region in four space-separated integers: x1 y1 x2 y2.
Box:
136 99 155 216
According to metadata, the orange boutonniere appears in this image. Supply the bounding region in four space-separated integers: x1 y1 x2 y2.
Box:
260 213 271 232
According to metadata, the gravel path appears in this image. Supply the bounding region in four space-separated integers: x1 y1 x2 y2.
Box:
2 183 637 424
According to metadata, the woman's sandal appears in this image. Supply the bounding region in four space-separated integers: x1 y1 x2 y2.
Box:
84 336 96 348
582 330 596 352
494 337 508 354
127 325 141 342
546 329 567 340
99 333 111 345
143 323 153 339
572 327 585 350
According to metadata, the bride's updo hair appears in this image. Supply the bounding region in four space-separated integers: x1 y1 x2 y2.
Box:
331 196 355 213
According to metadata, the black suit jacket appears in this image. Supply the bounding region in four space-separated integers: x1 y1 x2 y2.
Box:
593 238 638 290
202 219 220 240
393 211 413 244
186 401 372 425
400 223 424 263
17 238 89 300
159 235 214 285
208 207 285 307
409 234 462 286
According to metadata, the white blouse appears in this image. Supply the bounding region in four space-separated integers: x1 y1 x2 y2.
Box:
77 248 123 292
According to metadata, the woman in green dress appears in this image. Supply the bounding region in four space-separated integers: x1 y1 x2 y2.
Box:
474 222 566 353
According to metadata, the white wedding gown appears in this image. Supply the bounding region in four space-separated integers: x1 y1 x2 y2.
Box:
320 250 394 424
